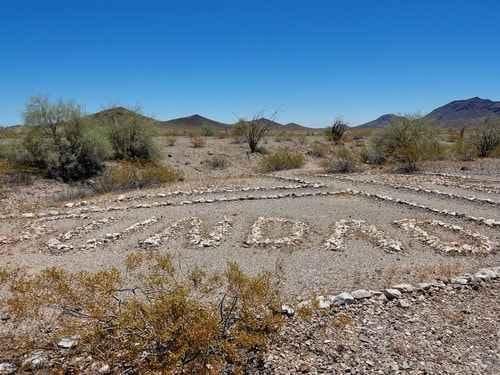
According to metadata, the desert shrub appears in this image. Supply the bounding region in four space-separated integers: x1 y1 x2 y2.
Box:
308 141 330 158
238 116 272 153
94 161 181 193
106 113 159 161
471 122 500 157
191 135 206 148
274 131 293 143
18 96 111 181
321 146 356 173
230 122 246 144
205 155 229 170
359 144 385 165
166 136 177 146
452 128 476 161
259 147 305 172
325 119 348 144
372 117 438 172
200 125 215 137
0 256 282 373
0 160 35 185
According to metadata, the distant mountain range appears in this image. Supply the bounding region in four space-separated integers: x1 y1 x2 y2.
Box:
4 97 499 130
357 97 500 129
90 108 314 131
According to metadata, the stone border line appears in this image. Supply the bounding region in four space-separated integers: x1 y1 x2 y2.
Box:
5 188 500 229
421 172 500 194
281 265 500 316
315 174 500 206
347 189 500 227
109 182 325 203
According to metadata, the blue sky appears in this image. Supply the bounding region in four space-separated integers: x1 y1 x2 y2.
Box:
1 0 499 126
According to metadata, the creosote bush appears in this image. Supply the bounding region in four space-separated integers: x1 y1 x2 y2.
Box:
106 113 159 161
0 255 282 373
371 117 439 172
259 147 305 172
94 161 182 193
321 146 356 173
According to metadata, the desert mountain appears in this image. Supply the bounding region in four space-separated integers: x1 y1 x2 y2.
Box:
357 97 500 129
423 97 500 128
87 109 312 131
160 114 230 130
357 114 406 129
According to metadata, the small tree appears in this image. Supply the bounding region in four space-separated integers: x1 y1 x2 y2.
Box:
21 96 110 181
325 119 348 144
472 121 500 157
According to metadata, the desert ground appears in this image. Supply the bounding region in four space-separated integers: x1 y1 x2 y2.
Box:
1 134 499 373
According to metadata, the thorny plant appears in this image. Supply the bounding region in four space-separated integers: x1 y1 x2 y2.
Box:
0 254 283 373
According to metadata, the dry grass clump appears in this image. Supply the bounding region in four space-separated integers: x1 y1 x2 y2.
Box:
166 136 177 146
205 155 229 170
308 141 330 158
94 161 182 193
0 160 36 185
191 135 206 148
258 148 305 172
0 255 282 373
321 146 356 173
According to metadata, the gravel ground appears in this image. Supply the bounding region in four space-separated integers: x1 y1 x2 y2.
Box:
1 175 499 300
255 280 500 374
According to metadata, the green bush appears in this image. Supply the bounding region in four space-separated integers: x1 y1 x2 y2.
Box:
106 114 159 161
372 117 438 172
259 147 305 172
200 125 215 137
471 122 500 157
359 144 385 165
17 96 111 181
321 146 356 173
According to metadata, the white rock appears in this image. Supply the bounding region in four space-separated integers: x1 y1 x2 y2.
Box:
384 289 402 300
333 292 355 305
22 351 46 370
58 336 79 349
351 289 373 299
281 304 295 317
315 295 331 309
474 268 497 281
451 277 468 285
392 283 416 293
398 299 411 308
0 363 16 374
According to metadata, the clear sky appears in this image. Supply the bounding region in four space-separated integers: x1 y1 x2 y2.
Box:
1 0 499 127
